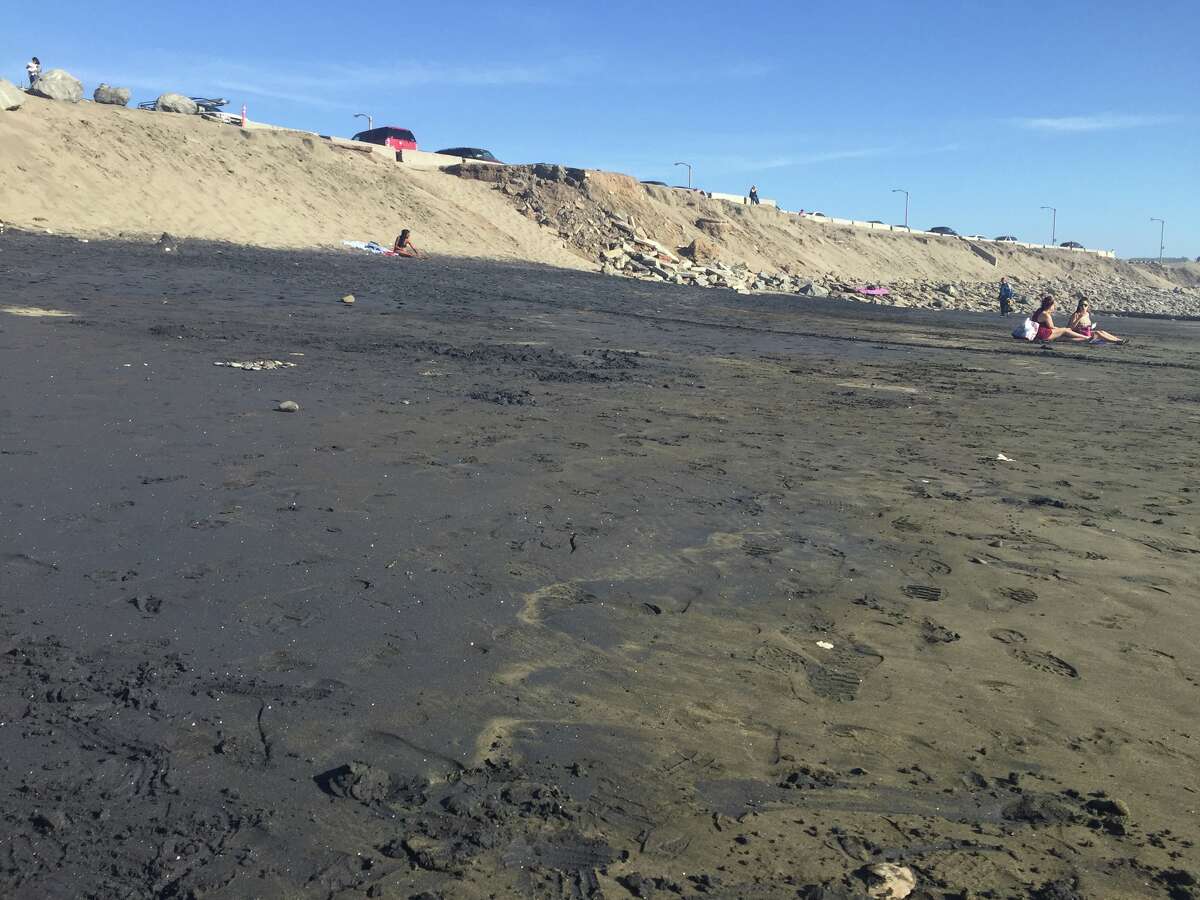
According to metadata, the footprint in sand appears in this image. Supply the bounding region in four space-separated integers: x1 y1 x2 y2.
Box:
903 584 944 602
999 587 1038 604
1010 648 1079 679
989 628 1027 644
754 642 882 701
910 552 952 576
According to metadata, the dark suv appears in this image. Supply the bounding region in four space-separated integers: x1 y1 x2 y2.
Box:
352 127 418 151
436 147 501 163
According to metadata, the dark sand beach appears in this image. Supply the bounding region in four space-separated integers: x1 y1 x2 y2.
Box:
1 232 1197 899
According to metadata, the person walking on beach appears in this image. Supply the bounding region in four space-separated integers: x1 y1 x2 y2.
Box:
998 276 1014 316
1069 298 1127 344
748 185 761 206
26 57 41 89
1031 296 1088 343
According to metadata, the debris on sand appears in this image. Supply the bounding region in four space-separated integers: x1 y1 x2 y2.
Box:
341 294 355 305
214 360 297 371
277 400 300 412
155 232 179 253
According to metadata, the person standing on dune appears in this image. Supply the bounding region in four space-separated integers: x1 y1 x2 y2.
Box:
749 185 761 206
26 57 41 89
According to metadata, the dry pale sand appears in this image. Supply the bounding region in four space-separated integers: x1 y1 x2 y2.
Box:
0 94 1183 297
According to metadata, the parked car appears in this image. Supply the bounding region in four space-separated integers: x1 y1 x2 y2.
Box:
966 234 986 240
352 126 418 151
1060 240 1084 249
436 147 501 163
995 235 1018 242
929 226 959 236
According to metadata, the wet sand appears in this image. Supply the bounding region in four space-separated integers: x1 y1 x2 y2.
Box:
1 232 1198 899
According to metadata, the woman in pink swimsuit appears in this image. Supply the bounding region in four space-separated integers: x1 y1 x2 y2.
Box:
1031 296 1089 343
1069 299 1127 344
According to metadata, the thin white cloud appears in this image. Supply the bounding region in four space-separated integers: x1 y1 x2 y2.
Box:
703 142 966 172
717 60 777 79
74 55 582 107
708 147 890 172
1015 113 1177 133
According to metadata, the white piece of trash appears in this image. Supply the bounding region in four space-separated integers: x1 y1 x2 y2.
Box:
816 640 834 650
997 453 1013 461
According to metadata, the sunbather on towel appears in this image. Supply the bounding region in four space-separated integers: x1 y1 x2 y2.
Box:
1069 298 1126 344
393 229 423 258
1031 296 1089 343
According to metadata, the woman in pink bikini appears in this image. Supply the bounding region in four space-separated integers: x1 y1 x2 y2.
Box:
1069 298 1127 344
1031 296 1089 343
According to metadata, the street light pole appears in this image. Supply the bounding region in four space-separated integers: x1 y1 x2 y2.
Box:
354 112 373 131
891 188 909 228
1040 205 1057 245
673 161 692 189
1151 217 1165 265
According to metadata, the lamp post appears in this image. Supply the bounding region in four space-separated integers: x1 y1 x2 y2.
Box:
891 188 909 228
353 113 373 131
1151 217 1165 265
673 161 692 189
1040 205 1057 245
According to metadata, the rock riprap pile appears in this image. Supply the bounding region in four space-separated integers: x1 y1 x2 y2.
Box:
443 162 1200 318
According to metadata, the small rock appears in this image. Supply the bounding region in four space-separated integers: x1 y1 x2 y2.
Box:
155 92 198 115
0 78 25 111
859 863 916 899
93 83 132 106
797 281 831 298
341 294 355 305
277 400 300 413
31 810 70 833
1085 797 1130 818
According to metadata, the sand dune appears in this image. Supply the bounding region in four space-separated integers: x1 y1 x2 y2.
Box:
2 94 1186 303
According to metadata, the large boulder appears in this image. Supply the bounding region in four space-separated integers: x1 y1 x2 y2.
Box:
93 83 131 106
155 93 198 115
29 69 83 103
0 78 25 111
681 236 720 263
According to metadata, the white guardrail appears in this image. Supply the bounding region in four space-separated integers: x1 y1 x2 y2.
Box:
779 211 1115 259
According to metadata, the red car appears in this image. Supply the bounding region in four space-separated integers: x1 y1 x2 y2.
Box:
351 126 418 151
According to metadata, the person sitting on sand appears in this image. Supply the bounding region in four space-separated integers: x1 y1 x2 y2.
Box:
1069 298 1126 344
392 229 423 259
1031 296 1089 343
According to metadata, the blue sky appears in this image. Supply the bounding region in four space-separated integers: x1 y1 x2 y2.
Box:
7 0 1198 257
